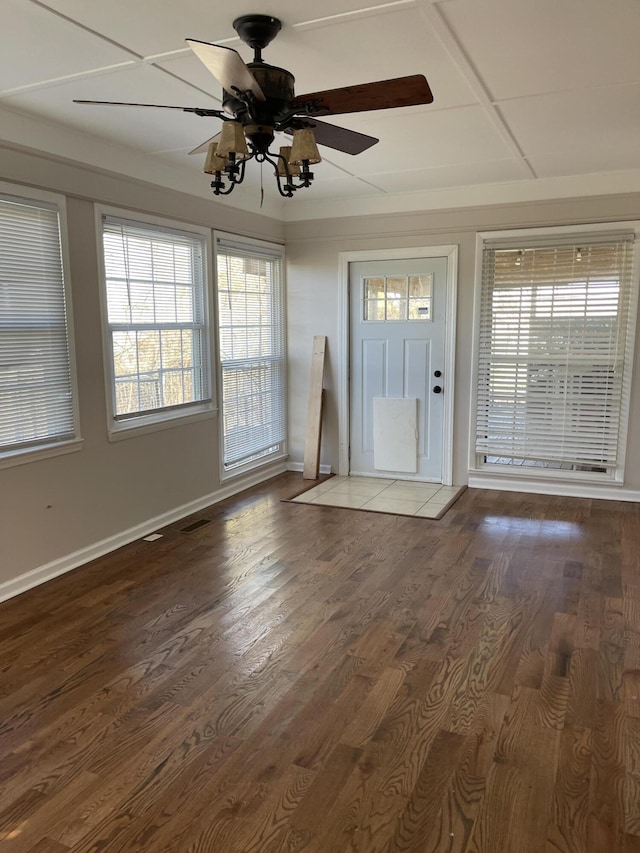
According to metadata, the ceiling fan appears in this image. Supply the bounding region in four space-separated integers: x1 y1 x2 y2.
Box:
75 14 434 198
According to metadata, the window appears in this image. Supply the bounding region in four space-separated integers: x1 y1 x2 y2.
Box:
100 214 212 434
364 274 432 321
0 188 80 466
473 226 638 481
216 237 286 474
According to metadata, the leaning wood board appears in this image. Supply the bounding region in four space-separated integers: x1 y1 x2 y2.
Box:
303 335 326 479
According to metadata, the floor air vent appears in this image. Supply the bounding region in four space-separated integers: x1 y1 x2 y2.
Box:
180 518 211 533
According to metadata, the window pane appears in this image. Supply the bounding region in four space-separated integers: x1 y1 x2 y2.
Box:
364 299 385 321
160 329 183 369
386 298 407 320
136 330 161 374
153 283 177 322
365 277 385 299
106 280 131 323
409 275 432 298
128 281 155 323
408 299 431 320
386 277 408 299
112 328 200 416
112 330 137 377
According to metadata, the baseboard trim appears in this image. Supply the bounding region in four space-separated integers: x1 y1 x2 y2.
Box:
0 462 288 604
468 474 640 503
287 461 333 475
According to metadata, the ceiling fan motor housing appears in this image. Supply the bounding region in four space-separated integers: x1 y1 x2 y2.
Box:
223 63 296 153
232 15 282 52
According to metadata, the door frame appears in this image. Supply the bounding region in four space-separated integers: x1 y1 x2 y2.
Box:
338 245 458 484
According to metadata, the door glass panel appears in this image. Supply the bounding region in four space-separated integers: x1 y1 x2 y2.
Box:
386 298 408 320
365 277 385 299
408 300 431 320
365 298 385 321
409 275 431 297
363 274 431 322
408 274 432 321
386 277 408 299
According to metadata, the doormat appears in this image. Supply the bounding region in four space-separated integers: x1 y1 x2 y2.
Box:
284 476 466 520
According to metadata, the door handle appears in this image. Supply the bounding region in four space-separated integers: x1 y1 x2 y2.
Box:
433 385 442 394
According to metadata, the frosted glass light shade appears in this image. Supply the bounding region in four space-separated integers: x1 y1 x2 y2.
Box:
204 142 227 174
289 129 321 165
276 146 301 177
217 121 249 159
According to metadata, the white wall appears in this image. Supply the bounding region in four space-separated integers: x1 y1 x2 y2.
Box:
285 192 640 494
0 145 284 595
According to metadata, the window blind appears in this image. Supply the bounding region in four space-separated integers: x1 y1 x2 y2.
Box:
216 240 286 469
476 236 635 470
0 194 76 454
102 216 210 420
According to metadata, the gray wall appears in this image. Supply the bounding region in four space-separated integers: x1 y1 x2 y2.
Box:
2 140 639 595
285 193 640 491
0 145 284 589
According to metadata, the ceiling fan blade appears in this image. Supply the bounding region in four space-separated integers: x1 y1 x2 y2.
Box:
188 133 221 155
291 75 433 117
288 119 378 155
186 39 265 102
73 100 224 117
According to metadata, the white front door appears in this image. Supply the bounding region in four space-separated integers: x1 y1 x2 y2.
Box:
349 257 448 482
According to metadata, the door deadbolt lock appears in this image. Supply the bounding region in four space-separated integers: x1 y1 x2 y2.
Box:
434 370 442 378
433 385 442 394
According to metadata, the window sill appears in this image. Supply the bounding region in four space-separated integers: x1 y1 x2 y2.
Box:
468 465 624 494
220 450 289 483
108 405 217 442
0 437 83 470
470 464 622 485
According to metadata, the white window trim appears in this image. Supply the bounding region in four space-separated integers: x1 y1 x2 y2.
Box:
95 205 217 441
214 231 287 482
0 182 82 469
468 221 640 489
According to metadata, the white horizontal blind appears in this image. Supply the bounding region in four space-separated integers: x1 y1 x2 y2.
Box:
476 236 635 469
102 216 209 420
0 194 76 454
217 240 286 469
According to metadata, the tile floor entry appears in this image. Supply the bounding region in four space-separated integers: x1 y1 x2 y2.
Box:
291 476 466 519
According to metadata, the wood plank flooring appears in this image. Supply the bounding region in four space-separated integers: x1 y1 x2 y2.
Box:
1 473 639 852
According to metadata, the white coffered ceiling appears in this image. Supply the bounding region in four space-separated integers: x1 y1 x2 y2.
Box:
2 0 639 221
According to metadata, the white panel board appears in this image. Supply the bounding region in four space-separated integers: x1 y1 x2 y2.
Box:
373 397 417 473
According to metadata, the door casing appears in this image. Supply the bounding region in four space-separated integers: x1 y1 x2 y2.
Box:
338 245 458 483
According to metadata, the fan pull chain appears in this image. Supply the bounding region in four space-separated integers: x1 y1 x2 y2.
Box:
260 160 264 208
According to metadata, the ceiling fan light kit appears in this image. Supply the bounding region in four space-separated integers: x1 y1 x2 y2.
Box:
216 120 250 159
276 147 300 178
73 13 434 200
289 129 322 166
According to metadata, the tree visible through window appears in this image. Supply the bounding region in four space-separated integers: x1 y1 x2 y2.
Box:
101 216 211 424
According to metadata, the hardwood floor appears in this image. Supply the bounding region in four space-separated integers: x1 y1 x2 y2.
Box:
1 473 639 852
